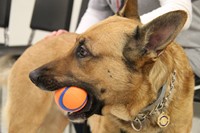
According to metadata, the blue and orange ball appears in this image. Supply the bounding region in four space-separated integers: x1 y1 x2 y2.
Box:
54 86 88 112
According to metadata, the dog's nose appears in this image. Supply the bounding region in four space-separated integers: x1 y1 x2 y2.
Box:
29 70 40 85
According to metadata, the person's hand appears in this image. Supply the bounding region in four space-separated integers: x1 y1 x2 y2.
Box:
45 29 68 39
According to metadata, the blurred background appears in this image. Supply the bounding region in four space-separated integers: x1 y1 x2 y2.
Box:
0 0 83 46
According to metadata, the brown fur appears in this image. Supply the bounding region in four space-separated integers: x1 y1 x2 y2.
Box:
4 0 194 132
4 34 76 133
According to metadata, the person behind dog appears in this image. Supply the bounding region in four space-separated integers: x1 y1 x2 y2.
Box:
48 0 200 132
175 0 200 102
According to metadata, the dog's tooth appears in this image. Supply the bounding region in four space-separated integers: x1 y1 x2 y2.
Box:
68 112 73 115
67 112 73 116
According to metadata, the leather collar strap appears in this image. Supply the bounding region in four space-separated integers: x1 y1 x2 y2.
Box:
143 84 167 112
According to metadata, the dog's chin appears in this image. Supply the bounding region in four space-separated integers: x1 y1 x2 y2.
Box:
67 91 103 123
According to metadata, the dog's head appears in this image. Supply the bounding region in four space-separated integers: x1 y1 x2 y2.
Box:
29 0 187 124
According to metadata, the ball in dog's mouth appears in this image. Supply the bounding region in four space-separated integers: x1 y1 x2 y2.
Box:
67 92 103 122
55 86 103 123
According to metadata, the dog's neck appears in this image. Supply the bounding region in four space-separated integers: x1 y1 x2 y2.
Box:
130 70 176 131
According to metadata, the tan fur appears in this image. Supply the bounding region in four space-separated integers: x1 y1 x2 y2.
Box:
4 34 76 133
3 0 194 133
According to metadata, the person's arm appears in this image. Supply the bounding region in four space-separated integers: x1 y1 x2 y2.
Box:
76 0 113 33
140 0 192 30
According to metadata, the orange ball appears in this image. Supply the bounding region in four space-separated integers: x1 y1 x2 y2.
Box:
54 86 88 112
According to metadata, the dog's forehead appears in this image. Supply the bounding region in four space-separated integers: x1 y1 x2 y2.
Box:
79 16 140 55
84 16 140 37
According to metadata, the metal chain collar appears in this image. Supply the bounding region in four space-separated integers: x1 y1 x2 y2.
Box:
131 70 176 132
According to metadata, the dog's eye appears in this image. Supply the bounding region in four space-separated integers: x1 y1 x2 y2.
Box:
76 45 90 58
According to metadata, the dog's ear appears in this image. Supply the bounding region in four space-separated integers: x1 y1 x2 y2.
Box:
118 0 140 21
124 11 187 63
139 10 187 53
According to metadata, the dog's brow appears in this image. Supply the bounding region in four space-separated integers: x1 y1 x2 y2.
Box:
85 42 93 54
79 38 85 45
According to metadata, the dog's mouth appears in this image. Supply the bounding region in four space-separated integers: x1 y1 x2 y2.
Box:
66 89 103 122
29 70 104 122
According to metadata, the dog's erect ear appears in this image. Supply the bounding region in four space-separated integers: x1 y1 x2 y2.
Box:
118 0 140 21
139 10 187 53
124 10 187 63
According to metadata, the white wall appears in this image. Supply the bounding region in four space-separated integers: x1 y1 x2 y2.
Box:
0 0 82 46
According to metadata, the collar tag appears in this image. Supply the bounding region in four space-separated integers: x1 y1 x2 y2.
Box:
157 112 170 128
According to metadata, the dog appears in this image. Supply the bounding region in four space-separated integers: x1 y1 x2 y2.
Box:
3 0 194 132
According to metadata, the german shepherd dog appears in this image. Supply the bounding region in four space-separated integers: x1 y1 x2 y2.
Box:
3 0 194 132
